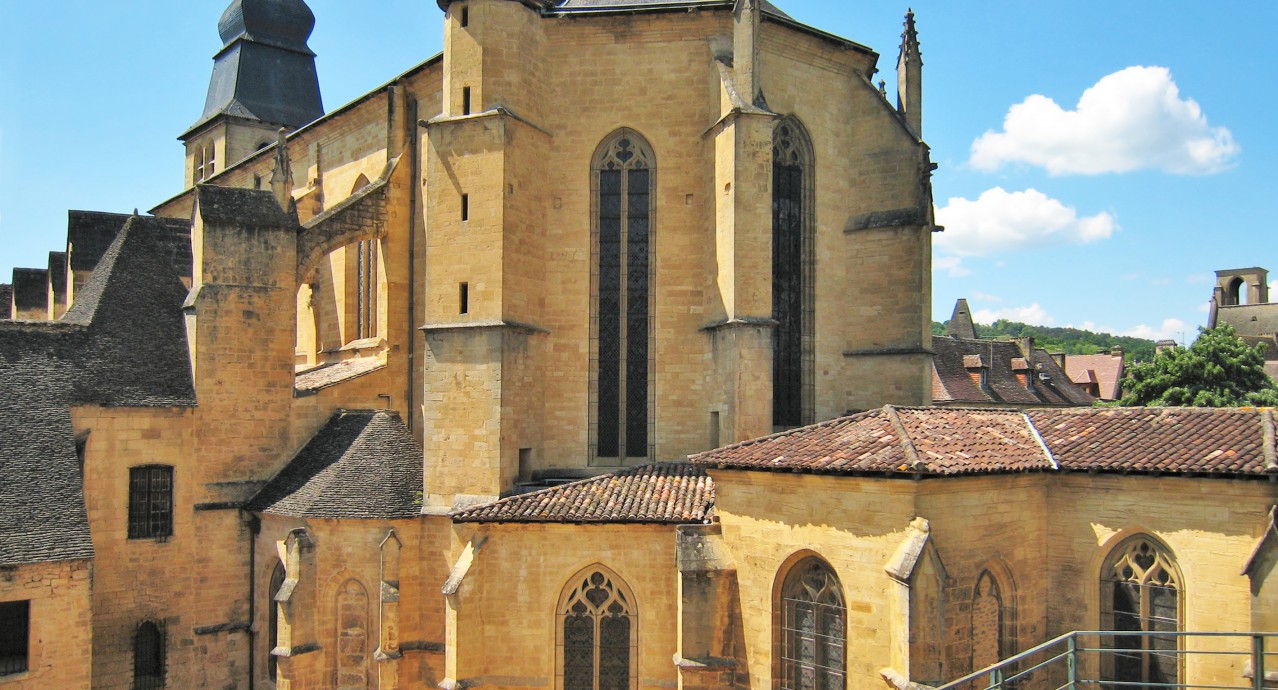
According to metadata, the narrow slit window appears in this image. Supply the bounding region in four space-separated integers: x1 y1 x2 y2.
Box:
461 194 470 221
460 5 469 27
459 283 469 315
462 87 472 116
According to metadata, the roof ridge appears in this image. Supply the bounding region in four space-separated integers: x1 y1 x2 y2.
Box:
1021 412 1058 470
885 406 925 472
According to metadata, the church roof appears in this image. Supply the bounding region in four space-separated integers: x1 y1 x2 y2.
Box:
693 405 1278 479
66 211 192 277
0 217 196 567
550 0 790 20
1216 303 1278 339
246 410 423 520
452 463 715 524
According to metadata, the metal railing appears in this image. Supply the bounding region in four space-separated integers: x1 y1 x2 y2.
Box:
935 632 1278 690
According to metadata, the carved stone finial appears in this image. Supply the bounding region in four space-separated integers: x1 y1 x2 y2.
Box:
879 80 888 99
269 127 294 212
899 9 920 64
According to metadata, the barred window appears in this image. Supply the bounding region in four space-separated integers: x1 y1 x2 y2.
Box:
1102 536 1181 689
128 466 173 540
0 600 29 676
558 569 635 690
355 239 378 340
133 621 165 690
780 558 845 690
592 130 654 462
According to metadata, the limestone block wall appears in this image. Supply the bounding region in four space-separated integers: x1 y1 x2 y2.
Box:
0 559 93 690
1046 475 1277 688
710 470 919 688
254 516 447 690
445 523 679 690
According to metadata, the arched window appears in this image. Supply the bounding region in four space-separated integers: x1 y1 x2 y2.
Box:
772 118 814 429
557 568 636 690
971 568 1016 671
133 621 165 690
591 130 655 462
1101 536 1181 688
779 557 845 690
267 563 285 680
336 579 370 690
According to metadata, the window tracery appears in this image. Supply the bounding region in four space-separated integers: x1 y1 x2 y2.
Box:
591 130 655 462
780 557 846 690
558 569 635 690
1102 536 1181 689
771 118 814 429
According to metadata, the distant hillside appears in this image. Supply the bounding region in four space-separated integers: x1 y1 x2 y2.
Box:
932 319 1157 362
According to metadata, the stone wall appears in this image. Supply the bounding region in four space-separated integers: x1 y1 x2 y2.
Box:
0 559 93 690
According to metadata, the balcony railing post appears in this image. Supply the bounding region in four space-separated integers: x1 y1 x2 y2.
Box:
1067 635 1078 690
1254 634 1265 690
990 666 1004 690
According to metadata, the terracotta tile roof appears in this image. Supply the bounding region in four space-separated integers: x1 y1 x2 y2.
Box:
1028 407 1274 475
932 337 1096 407
1064 353 1126 401
690 407 1052 476
452 463 714 524
694 406 1278 479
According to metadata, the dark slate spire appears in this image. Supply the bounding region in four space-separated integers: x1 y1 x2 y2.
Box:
182 0 324 139
947 299 978 340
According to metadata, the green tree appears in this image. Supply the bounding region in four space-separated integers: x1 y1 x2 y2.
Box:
1116 324 1278 407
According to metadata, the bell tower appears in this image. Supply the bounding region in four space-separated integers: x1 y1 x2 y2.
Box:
180 0 325 188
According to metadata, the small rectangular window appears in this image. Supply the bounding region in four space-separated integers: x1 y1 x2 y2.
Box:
128 466 174 540
460 5 469 27
462 86 472 116
0 600 29 676
459 283 469 315
461 194 469 222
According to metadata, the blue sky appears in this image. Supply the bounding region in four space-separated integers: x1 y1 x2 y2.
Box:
2 1 1274 343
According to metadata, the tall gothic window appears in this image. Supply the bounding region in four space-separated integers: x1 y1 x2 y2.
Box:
772 118 814 429
592 130 654 462
133 621 165 690
558 568 636 690
355 240 378 340
971 568 1016 672
1102 536 1181 689
779 557 846 690
336 580 370 690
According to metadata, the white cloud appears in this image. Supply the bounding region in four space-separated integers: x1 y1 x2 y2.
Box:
1270 280 1276 297
970 66 1239 175
934 187 1116 257
973 303 1055 326
969 291 1003 304
1123 318 1189 342
933 256 970 277
1186 273 1212 284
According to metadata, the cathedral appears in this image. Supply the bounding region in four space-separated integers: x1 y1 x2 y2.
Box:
0 1 1274 690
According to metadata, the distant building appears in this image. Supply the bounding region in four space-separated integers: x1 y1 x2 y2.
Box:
932 299 1097 408
1207 267 1278 380
1064 348 1126 401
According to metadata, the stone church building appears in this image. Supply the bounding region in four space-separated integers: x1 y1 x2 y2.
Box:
0 1 1274 689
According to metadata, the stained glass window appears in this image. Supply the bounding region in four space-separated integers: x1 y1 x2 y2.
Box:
1102 537 1180 690
780 558 845 690
593 132 654 461
772 119 811 429
559 569 635 690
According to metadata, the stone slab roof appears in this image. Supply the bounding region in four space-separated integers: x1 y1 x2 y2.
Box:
66 211 192 278
0 284 10 319
11 268 48 312
246 410 422 520
1217 303 1278 339
932 337 1096 407
452 463 715 524
0 217 196 566
295 356 385 393
694 405 1278 479
1064 353 1126 401
550 0 790 19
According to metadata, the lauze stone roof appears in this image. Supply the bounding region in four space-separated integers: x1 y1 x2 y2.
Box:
932 337 1097 407
693 405 1278 479
0 217 196 567
453 463 715 524
247 410 423 520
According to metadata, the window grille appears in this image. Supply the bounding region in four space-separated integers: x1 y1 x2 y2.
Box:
1101 536 1180 689
0 600 29 676
356 240 378 339
592 131 654 462
780 559 846 690
559 570 634 690
771 119 813 429
133 621 165 690
128 466 173 540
